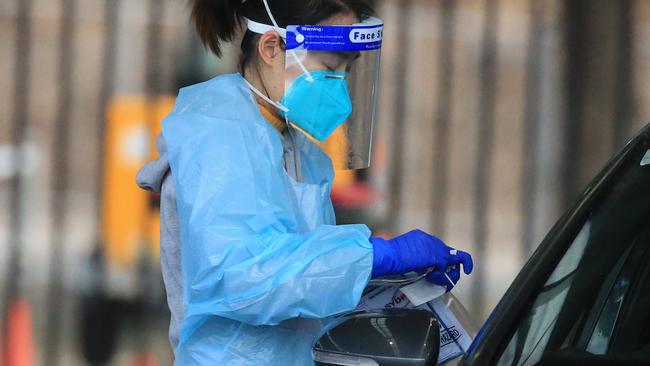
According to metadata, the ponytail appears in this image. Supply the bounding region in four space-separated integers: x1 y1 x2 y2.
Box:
189 0 245 57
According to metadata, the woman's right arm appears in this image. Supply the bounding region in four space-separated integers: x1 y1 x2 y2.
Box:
164 113 374 327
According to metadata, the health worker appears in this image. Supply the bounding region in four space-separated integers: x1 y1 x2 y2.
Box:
137 0 474 364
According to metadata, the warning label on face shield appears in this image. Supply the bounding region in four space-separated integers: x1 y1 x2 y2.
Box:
357 286 473 365
286 22 383 51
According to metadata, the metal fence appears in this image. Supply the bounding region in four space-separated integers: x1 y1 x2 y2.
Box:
0 0 649 364
372 0 647 319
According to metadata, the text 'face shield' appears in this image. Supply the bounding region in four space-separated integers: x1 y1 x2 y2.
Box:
284 18 383 170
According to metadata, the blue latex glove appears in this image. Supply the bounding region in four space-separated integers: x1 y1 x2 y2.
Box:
370 230 473 291
426 265 463 292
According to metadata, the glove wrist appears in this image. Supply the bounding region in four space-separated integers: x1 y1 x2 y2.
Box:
370 237 400 277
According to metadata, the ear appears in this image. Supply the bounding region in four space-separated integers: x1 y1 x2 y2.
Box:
257 31 284 67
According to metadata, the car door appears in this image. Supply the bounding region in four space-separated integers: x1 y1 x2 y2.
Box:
462 124 650 365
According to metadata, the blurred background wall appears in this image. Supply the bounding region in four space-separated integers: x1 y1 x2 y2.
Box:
0 0 649 365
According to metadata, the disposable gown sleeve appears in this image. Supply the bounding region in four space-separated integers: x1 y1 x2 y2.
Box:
163 113 374 327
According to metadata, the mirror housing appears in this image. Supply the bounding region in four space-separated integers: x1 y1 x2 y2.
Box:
312 308 440 366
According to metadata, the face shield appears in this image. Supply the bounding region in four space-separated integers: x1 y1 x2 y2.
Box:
246 10 383 170
282 19 383 170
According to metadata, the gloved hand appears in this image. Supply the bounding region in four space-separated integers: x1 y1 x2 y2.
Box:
370 230 473 291
424 265 464 292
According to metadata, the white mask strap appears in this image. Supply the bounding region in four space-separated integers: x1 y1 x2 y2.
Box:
245 0 314 82
246 18 286 39
243 78 289 114
261 0 281 31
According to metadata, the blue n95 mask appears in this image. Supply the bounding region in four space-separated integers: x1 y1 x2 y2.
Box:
245 12 384 170
280 71 352 142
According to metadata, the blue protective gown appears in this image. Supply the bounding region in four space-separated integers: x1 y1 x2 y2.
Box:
162 74 374 365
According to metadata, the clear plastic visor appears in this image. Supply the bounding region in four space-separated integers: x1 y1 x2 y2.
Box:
284 19 383 170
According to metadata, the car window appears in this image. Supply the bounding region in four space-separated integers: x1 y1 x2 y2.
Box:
496 144 650 366
584 238 643 355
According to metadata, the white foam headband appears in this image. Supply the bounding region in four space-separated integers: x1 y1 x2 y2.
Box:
246 18 287 38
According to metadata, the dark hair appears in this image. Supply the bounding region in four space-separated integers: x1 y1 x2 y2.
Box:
189 0 375 69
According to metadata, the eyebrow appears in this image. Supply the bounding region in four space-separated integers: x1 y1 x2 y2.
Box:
339 51 361 62
319 51 361 62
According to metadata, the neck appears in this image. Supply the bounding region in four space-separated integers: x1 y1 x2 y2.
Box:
243 66 283 118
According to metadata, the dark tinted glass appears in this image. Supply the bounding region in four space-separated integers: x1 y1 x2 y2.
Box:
496 144 650 366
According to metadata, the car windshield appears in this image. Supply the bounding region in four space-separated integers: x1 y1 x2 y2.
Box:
496 146 650 366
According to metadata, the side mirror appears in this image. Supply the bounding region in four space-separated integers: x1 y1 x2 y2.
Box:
312 308 440 366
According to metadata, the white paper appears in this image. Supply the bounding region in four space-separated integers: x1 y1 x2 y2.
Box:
399 278 447 306
428 297 473 362
357 286 473 364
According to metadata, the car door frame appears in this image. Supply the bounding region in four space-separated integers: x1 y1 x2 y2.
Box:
461 124 650 365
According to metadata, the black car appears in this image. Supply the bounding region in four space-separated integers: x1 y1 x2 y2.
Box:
313 124 650 366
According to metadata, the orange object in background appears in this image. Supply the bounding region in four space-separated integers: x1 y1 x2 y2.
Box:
102 96 174 271
3 298 35 366
319 125 377 210
317 124 356 188
133 352 159 366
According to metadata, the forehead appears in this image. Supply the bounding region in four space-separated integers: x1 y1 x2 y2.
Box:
318 12 359 26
